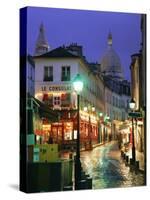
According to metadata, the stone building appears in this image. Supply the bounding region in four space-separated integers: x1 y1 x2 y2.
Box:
100 33 131 141
33 25 131 150
130 14 146 167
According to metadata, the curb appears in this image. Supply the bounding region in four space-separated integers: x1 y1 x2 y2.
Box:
120 150 145 173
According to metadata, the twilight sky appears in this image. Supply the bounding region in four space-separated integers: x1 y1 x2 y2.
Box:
27 7 141 80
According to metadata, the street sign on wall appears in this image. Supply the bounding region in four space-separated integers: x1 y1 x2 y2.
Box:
128 112 142 118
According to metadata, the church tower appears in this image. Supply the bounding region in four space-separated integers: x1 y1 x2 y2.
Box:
34 23 50 56
108 31 112 46
100 32 124 80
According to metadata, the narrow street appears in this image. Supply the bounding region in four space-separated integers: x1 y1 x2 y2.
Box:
80 141 145 189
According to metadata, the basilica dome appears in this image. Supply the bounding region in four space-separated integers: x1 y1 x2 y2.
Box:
100 33 123 79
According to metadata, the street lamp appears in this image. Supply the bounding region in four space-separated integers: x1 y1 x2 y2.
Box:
129 98 136 163
99 112 103 143
83 105 93 150
83 106 88 112
92 106 95 112
73 74 83 189
104 115 110 142
129 98 136 110
99 112 103 117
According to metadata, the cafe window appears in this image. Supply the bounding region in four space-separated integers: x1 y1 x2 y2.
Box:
113 96 115 106
61 93 71 107
53 96 61 106
64 122 73 140
61 66 70 81
43 66 53 81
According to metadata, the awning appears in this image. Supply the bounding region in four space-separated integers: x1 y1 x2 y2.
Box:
33 97 58 122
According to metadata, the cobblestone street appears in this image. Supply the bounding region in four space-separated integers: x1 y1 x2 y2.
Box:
80 141 145 189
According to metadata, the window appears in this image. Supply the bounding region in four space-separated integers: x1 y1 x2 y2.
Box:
64 122 73 140
113 96 115 106
43 66 53 81
61 66 70 81
116 97 118 107
126 87 129 95
53 96 61 106
61 93 71 107
126 99 129 109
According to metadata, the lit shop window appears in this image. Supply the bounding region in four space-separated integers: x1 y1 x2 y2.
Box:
61 66 70 81
61 93 71 107
64 122 73 140
43 66 53 81
74 130 77 139
85 123 88 136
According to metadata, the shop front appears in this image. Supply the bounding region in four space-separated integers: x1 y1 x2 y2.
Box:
46 110 99 151
33 98 59 144
80 111 98 149
51 120 75 150
134 118 144 152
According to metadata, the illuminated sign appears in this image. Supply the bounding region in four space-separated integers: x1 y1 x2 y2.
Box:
80 111 89 122
80 111 97 124
90 115 97 124
41 85 72 92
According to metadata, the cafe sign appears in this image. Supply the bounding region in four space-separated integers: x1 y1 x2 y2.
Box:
41 85 72 92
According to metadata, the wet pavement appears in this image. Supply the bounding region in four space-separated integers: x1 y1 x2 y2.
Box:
80 141 145 189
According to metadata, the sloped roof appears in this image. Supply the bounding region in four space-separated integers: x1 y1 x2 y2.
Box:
34 47 80 58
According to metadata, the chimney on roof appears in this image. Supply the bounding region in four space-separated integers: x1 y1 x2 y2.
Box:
66 43 83 57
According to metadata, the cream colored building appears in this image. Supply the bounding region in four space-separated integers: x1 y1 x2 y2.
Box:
100 33 131 140
33 24 105 148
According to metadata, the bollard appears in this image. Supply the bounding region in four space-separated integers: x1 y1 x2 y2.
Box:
123 153 126 160
121 151 124 157
125 155 129 164
135 161 139 170
130 158 133 165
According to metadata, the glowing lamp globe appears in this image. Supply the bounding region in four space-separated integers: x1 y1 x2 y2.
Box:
83 106 88 112
106 116 110 120
99 112 103 117
92 106 95 112
129 99 136 110
73 74 83 93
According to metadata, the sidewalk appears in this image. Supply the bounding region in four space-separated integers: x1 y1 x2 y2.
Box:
60 141 113 159
136 150 144 171
125 148 144 171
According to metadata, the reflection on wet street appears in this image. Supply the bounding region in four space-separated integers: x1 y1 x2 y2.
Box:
80 141 145 189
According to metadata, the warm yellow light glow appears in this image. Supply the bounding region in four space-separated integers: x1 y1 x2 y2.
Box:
90 115 97 124
35 92 43 98
92 107 95 112
83 106 88 112
42 125 51 128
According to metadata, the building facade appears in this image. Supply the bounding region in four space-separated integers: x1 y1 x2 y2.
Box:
128 15 146 172
33 25 131 150
34 44 105 149
100 33 131 143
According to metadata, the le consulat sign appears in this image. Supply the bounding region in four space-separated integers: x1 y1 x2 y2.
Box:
41 85 72 92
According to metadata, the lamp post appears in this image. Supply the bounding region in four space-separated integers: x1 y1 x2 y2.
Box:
99 112 103 143
73 74 83 189
129 98 136 163
89 106 95 150
104 115 110 142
